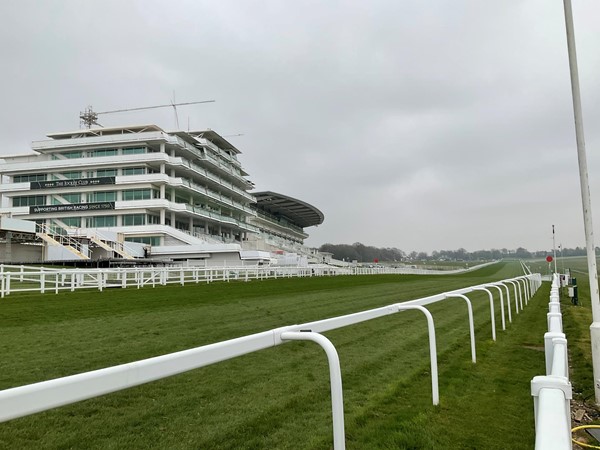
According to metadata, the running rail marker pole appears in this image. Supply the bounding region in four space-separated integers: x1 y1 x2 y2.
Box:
562 0 600 405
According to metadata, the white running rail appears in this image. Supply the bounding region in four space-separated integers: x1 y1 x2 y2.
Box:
0 273 541 449
531 273 573 449
0 261 497 298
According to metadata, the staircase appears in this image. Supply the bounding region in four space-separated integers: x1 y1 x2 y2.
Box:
36 224 90 260
87 232 135 260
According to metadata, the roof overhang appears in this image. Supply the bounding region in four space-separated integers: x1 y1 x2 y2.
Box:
252 191 324 228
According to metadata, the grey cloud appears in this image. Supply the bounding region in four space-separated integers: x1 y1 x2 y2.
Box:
2 0 600 253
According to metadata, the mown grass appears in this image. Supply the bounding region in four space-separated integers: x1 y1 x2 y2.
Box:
0 261 549 448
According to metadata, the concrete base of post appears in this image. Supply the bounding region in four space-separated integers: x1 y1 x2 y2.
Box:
590 322 600 404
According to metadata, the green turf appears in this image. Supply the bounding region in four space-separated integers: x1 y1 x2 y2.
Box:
0 261 549 448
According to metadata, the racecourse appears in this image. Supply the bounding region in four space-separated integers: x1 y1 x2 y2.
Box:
0 261 552 449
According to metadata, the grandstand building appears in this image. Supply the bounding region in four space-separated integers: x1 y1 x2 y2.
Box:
0 125 323 265
246 191 324 265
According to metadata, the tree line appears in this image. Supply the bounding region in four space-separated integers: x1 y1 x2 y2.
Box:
318 242 594 263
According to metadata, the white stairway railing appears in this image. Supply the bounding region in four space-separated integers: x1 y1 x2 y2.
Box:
531 273 572 449
0 273 542 449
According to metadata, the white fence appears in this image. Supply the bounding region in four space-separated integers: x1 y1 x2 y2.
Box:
0 261 496 297
0 273 540 449
531 273 573 449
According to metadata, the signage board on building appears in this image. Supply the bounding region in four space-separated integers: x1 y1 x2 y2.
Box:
29 202 115 214
30 177 116 190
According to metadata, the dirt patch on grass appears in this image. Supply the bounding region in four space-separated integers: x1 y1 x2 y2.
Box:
522 345 545 352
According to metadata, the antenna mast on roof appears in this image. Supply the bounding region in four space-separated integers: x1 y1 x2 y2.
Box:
79 99 216 129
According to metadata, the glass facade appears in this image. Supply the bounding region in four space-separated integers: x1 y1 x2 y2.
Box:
51 193 82 205
122 147 146 155
122 189 158 201
86 216 117 228
97 169 118 177
13 195 45 207
89 191 116 202
89 149 118 157
125 236 161 246
122 167 145 176
13 173 46 183
122 214 146 226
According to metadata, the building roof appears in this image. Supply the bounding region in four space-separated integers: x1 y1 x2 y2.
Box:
47 125 165 140
253 191 324 228
46 126 242 155
189 130 242 154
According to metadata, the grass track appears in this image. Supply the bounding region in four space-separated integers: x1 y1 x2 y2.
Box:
0 261 549 448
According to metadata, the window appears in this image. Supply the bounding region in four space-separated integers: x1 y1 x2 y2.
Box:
13 174 46 183
97 169 117 177
89 148 117 157
122 189 152 201
63 151 83 159
175 194 189 204
51 172 82 180
89 191 116 202
147 214 160 225
13 195 45 207
125 236 160 246
62 217 81 227
51 193 81 205
122 147 146 155
122 214 146 226
86 216 116 228
175 220 189 230
122 167 145 176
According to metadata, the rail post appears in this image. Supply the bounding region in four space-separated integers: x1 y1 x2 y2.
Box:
472 287 496 341
505 280 520 314
396 304 439 405
444 294 477 363
280 331 345 450
486 284 506 330
497 282 513 323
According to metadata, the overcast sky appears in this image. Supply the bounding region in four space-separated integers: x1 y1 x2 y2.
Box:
1 0 599 253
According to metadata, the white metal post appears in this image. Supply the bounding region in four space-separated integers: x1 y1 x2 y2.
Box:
445 294 477 363
506 281 520 314
280 331 345 450
562 0 600 404
498 282 513 323
396 304 439 405
486 284 505 330
473 288 496 341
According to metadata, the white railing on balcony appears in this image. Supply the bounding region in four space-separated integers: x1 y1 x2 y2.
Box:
0 272 542 449
531 273 572 449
